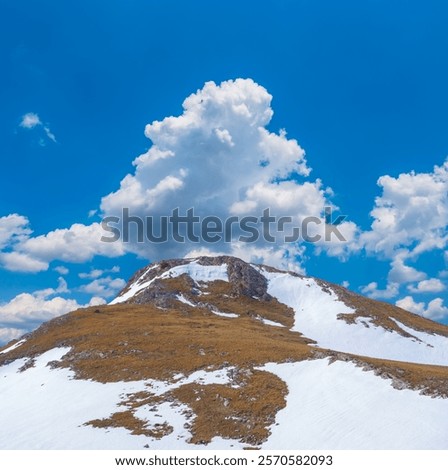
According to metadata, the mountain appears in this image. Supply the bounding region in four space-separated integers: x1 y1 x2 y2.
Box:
1 256 448 449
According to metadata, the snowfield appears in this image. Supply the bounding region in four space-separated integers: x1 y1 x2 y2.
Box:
262 359 448 450
263 270 448 366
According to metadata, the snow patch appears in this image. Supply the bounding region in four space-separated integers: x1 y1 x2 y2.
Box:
257 317 284 328
160 262 228 283
176 294 196 307
0 339 26 355
211 310 238 319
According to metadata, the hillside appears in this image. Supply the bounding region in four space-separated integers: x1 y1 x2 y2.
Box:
1 256 448 449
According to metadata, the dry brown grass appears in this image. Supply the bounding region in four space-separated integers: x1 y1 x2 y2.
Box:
87 411 173 439
122 271 296 328
172 370 287 445
0 302 312 383
164 278 296 328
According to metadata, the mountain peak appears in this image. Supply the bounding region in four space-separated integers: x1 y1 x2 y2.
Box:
112 256 278 308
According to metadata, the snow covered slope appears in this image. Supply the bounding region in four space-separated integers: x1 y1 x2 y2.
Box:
262 359 448 450
0 348 244 450
263 269 448 366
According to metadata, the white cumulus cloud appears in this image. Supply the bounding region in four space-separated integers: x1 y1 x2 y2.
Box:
408 278 445 294
2 80 360 274
361 161 448 258
1 222 125 272
396 296 448 321
100 78 353 270
0 251 49 272
387 252 427 284
355 161 448 300
0 214 31 250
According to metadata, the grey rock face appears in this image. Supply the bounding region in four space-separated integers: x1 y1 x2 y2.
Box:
118 256 273 306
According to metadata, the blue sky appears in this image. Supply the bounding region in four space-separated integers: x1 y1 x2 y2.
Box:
1 0 448 344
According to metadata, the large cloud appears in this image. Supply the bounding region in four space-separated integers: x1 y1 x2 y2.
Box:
100 78 351 269
1 80 357 273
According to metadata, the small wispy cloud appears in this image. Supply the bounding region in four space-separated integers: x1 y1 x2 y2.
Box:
19 112 57 144
54 265 69 275
78 265 120 280
43 126 56 142
79 276 126 298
